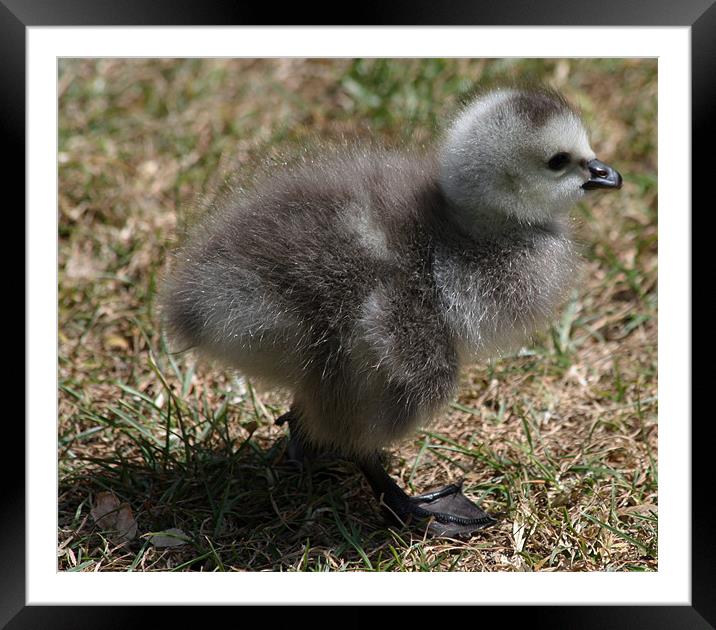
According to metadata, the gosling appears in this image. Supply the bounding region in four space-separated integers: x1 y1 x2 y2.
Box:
161 87 622 537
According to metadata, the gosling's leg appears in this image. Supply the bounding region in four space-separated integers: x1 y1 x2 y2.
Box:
359 453 496 537
275 407 342 464
275 407 316 464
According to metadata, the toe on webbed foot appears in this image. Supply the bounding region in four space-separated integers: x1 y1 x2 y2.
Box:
405 481 497 538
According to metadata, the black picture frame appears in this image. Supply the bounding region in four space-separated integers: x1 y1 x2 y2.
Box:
9 1 708 627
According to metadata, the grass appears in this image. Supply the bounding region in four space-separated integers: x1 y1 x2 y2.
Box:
58 58 657 572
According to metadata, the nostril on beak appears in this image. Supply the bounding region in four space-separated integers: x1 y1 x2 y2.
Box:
582 158 622 190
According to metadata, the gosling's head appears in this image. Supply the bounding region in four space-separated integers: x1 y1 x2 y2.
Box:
439 87 622 226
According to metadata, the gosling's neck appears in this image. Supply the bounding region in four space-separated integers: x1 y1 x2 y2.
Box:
441 194 572 244
433 207 581 362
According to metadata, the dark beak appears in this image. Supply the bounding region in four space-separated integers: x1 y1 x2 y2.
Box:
582 159 622 190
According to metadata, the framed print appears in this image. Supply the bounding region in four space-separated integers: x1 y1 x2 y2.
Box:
10 0 710 627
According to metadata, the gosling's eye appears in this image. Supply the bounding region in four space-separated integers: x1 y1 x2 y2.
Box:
547 152 571 171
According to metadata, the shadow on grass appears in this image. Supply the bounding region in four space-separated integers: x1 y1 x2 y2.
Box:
58 433 411 571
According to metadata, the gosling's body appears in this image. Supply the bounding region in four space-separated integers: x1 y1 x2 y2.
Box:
162 87 621 536
163 150 576 455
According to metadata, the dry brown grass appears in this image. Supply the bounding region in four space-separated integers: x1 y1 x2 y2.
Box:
58 58 657 572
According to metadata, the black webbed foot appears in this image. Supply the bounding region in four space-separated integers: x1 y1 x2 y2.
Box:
360 455 497 538
407 481 496 537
